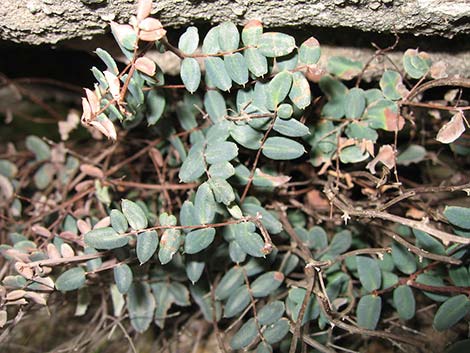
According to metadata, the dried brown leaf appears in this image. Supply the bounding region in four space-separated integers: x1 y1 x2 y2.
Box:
80 164 104 179
47 244 62 260
137 0 153 21
366 144 395 174
84 88 100 114
436 111 466 144
77 219 92 235
0 174 13 200
14 262 33 279
135 57 156 76
24 291 47 306
93 216 111 229
6 289 26 301
60 243 75 258
32 224 51 238
0 310 6 328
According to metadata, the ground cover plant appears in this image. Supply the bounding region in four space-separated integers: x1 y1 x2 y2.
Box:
0 0 470 352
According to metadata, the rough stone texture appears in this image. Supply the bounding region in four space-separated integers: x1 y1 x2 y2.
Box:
1 0 470 45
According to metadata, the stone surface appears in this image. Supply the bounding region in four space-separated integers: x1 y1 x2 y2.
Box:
1 0 470 45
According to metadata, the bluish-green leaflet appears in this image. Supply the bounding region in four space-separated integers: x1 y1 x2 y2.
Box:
433 295 470 331
194 182 217 224
110 209 128 233
136 230 159 264
444 206 470 229
357 294 382 330
393 285 415 320
55 267 86 292
218 22 240 51
202 26 220 54
95 48 118 74
178 26 199 54
179 142 205 182
298 37 321 65
84 227 129 250
230 318 257 349
205 57 232 91
257 300 285 325
224 285 250 318
230 124 263 150
184 228 216 254
391 243 416 274
204 90 227 123
180 58 201 93
205 141 238 164
114 263 133 294
158 229 182 265
356 256 382 292
263 318 290 344
215 267 244 300
344 87 366 119
258 32 296 57
289 72 311 110
146 90 166 125
208 177 235 205
122 199 148 230
266 71 292 110
244 48 268 77
262 136 305 160
273 118 310 137
224 53 248 85
250 271 284 297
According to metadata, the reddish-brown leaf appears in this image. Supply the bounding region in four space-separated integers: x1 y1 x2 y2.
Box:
134 57 156 76
366 145 395 174
136 0 153 21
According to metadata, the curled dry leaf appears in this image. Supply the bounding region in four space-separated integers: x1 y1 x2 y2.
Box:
84 88 100 114
306 189 330 209
31 276 55 291
0 310 6 328
93 216 111 229
80 164 104 179
406 207 426 220
103 70 121 101
60 243 75 258
135 57 156 76
24 291 47 306
436 111 466 144
138 28 167 41
305 64 326 83
6 289 26 301
366 144 395 174
430 60 448 79
77 219 92 235
14 262 34 279
32 224 51 238
138 18 163 32
149 148 164 167
81 97 92 123
89 115 117 141
47 243 62 260
3 249 30 263
137 0 152 21
6 299 28 306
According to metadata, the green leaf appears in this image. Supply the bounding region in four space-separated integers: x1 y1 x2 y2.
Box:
380 70 405 100
273 118 309 137
178 26 199 54
258 32 296 57
416 274 448 302
251 271 284 297
84 227 129 250
194 183 217 224
215 267 244 300
433 295 470 331
345 122 378 142
446 339 470 353
393 285 415 320
266 71 292 110
158 229 181 265
0 160 17 178
444 206 470 229
113 263 133 294
205 57 232 91
95 48 118 74
208 178 235 205
180 58 201 94
235 229 265 257
242 20 263 46
328 230 352 255
110 209 128 234
205 141 238 164
204 90 227 123
230 124 263 150
244 48 268 77
365 99 403 131
26 135 51 161
224 53 248 85
146 90 166 125
122 199 148 230
381 271 399 289
396 144 426 166
136 230 159 264
55 267 86 292
357 295 382 330
179 142 205 182
230 318 257 350
356 256 382 292
277 103 293 119
403 49 431 79
186 259 205 284
208 162 235 179
289 72 311 110
449 267 470 287
263 318 290 344
298 37 321 65
169 282 190 306
34 163 55 190
202 26 220 54
340 145 369 164
229 240 247 263
184 228 216 254
224 285 250 318
391 243 416 274
263 137 305 160
344 87 366 119
413 229 446 255
327 56 363 80
218 22 239 51
256 342 273 353
127 282 155 333
258 300 285 325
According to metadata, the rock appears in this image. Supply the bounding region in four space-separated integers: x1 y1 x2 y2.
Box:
1 0 470 45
